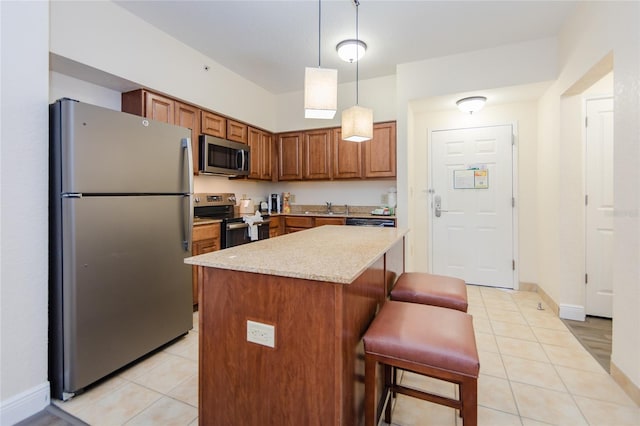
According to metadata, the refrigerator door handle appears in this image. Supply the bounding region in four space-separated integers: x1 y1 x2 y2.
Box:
182 138 193 251
182 137 193 194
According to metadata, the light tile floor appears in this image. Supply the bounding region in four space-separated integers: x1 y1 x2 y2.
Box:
52 286 640 426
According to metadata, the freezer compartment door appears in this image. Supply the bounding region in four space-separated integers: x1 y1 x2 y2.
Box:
54 99 192 194
58 195 192 394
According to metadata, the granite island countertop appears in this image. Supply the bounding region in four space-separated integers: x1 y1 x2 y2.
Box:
185 225 408 284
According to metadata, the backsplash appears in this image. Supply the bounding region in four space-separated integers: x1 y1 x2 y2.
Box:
194 175 396 207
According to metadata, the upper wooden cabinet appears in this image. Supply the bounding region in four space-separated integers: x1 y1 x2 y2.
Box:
277 132 304 181
304 129 333 180
175 102 200 173
227 119 248 144
276 122 396 182
332 128 363 179
121 89 200 174
201 111 226 138
364 122 396 178
248 127 273 181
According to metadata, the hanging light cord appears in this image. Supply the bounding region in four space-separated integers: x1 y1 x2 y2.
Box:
355 0 360 105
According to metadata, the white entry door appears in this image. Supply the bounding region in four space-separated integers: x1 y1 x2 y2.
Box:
430 125 514 288
585 97 614 318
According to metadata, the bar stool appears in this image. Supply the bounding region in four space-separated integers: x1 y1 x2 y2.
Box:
390 272 468 312
363 301 479 426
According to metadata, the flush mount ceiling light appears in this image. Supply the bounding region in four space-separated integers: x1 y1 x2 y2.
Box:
304 0 337 119
456 96 487 114
341 0 373 142
336 39 367 63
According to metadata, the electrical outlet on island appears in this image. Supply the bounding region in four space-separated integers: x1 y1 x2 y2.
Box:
247 320 275 348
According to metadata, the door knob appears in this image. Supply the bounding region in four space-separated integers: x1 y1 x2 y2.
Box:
434 195 448 218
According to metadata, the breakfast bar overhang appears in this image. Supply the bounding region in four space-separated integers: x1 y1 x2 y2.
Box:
185 225 407 425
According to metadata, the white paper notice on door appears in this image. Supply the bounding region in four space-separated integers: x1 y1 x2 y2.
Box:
454 169 488 189
474 170 488 188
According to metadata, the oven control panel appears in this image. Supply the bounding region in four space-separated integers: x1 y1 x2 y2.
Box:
194 193 236 207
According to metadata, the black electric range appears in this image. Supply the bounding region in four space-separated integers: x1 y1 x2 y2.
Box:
193 193 270 248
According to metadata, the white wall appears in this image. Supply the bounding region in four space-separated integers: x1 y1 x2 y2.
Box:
0 1 51 423
396 38 558 271
49 0 276 130
411 100 539 284
537 1 640 391
275 75 396 132
49 71 122 110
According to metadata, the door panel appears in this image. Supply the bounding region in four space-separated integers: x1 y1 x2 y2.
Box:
61 195 192 392
431 125 514 288
59 100 191 194
585 97 614 317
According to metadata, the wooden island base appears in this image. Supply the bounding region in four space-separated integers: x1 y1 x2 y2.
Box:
191 227 405 425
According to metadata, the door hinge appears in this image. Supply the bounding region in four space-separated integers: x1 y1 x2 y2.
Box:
512 197 515 208
585 116 588 128
585 273 588 284
585 194 588 206
512 260 516 271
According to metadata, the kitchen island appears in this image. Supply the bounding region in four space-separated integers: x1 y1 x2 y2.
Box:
185 225 407 426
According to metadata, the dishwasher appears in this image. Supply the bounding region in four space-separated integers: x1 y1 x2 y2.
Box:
345 217 396 227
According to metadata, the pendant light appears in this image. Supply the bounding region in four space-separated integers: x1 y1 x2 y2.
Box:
304 0 337 119
341 0 372 142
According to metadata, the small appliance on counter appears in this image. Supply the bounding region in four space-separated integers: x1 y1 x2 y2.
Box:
269 193 281 214
238 194 254 215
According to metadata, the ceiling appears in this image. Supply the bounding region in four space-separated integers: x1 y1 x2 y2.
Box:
113 0 579 95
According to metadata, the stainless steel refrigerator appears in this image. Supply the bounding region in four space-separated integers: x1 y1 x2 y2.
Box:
49 98 194 400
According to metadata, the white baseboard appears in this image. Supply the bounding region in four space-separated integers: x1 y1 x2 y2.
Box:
559 303 586 321
0 382 50 425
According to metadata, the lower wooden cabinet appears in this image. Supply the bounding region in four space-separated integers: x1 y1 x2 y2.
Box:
284 216 313 234
283 215 345 233
268 216 282 238
314 217 346 226
192 224 221 306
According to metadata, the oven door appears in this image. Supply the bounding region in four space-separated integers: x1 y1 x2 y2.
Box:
224 221 270 248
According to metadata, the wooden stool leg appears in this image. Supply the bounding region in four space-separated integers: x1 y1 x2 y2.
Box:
384 364 393 423
460 378 478 426
365 356 377 426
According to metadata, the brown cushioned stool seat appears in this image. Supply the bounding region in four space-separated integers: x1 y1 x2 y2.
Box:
390 272 468 312
363 301 479 426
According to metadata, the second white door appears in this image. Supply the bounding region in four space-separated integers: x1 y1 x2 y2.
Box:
430 125 514 288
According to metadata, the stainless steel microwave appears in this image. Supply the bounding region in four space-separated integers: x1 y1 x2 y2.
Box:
199 135 250 176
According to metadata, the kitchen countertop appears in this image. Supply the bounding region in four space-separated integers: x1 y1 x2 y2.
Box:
184 225 407 284
270 212 396 219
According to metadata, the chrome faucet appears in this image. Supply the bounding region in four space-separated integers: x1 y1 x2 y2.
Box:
325 202 332 214
345 204 349 216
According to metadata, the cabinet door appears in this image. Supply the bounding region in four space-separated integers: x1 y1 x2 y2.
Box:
332 128 363 179
248 128 274 180
145 92 174 124
175 102 200 175
260 132 273 180
201 111 226 137
192 224 220 305
227 119 248 143
314 217 345 226
304 129 332 180
269 216 281 238
247 127 262 179
364 122 396 178
277 132 303 180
